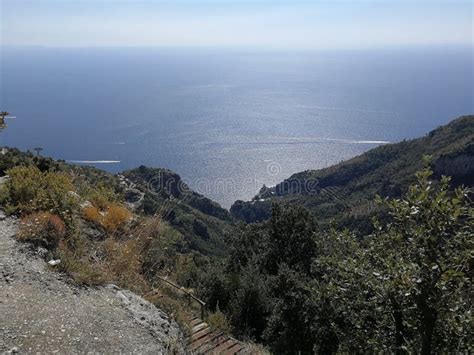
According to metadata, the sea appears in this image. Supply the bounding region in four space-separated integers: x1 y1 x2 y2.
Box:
1 46 472 208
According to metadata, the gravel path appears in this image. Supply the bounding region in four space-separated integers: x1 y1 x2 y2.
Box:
0 214 185 354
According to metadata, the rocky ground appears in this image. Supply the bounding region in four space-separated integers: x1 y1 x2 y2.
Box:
0 214 186 354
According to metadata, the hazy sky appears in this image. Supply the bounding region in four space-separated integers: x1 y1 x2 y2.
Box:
1 0 472 49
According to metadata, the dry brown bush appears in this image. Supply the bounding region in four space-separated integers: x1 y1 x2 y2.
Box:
102 204 132 233
18 212 66 248
83 206 102 224
83 203 131 234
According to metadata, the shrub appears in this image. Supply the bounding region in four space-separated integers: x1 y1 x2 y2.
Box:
83 203 132 234
57 237 108 286
103 237 147 293
133 217 182 278
83 206 102 224
102 204 132 233
369 166 473 353
18 212 66 248
1 166 77 217
193 219 210 240
0 166 42 213
84 184 118 210
207 306 232 334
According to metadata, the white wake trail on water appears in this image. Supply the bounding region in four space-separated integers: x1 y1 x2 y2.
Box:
67 160 121 164
281 136 390 144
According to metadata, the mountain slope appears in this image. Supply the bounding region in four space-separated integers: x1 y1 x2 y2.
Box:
122 166 235 256
0 216 185 354
0 150 235 256
230 115 474 233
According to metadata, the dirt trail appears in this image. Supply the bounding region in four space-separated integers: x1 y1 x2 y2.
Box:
0 214 185 354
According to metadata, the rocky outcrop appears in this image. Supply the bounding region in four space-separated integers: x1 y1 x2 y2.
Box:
118 174 145 211
434 152 474 185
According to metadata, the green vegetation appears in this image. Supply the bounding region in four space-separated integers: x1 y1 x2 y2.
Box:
1 116 472 353
0 165 78 217
0 149 233 256
0 160 145 292
206 306 232 334
123 166 235 255
195 163 472 353
231 115 474 235
0 147 230 332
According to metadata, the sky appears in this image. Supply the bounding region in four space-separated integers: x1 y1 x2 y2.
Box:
0 0 473 49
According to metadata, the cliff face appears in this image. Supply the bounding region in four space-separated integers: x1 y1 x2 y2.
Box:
0 216 186 354
434 147 474 185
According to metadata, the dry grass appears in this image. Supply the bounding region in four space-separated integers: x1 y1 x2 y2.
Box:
56 230 147 293
243 342 272 355
83 203 132 234
83 206 102 223
145 285 195 336
206 307 232 334
57 235 108 285
18 212 66 248
102 204 132 233
133 217 182 278
103 237 148 294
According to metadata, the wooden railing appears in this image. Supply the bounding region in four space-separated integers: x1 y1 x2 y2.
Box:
155 275 206 319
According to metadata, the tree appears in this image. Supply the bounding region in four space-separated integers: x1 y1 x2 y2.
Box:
370 161 472 353
264 264 318 354
197 162 472 353
228 262 270 341
265 203 318 274
34 147 43 156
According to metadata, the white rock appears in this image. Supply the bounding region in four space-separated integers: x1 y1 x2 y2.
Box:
80 201 93 209
67 191 80 199
48 259 61 266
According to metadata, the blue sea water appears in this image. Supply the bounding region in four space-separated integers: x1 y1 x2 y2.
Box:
1 46 473 207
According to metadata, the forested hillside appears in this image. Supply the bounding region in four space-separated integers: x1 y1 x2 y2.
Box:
231 115 473 233
194 163 473 353
0 115 472 353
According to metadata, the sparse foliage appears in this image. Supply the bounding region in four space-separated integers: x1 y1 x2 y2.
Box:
207 305 232 334
18 212 66 248
83 203 131 233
